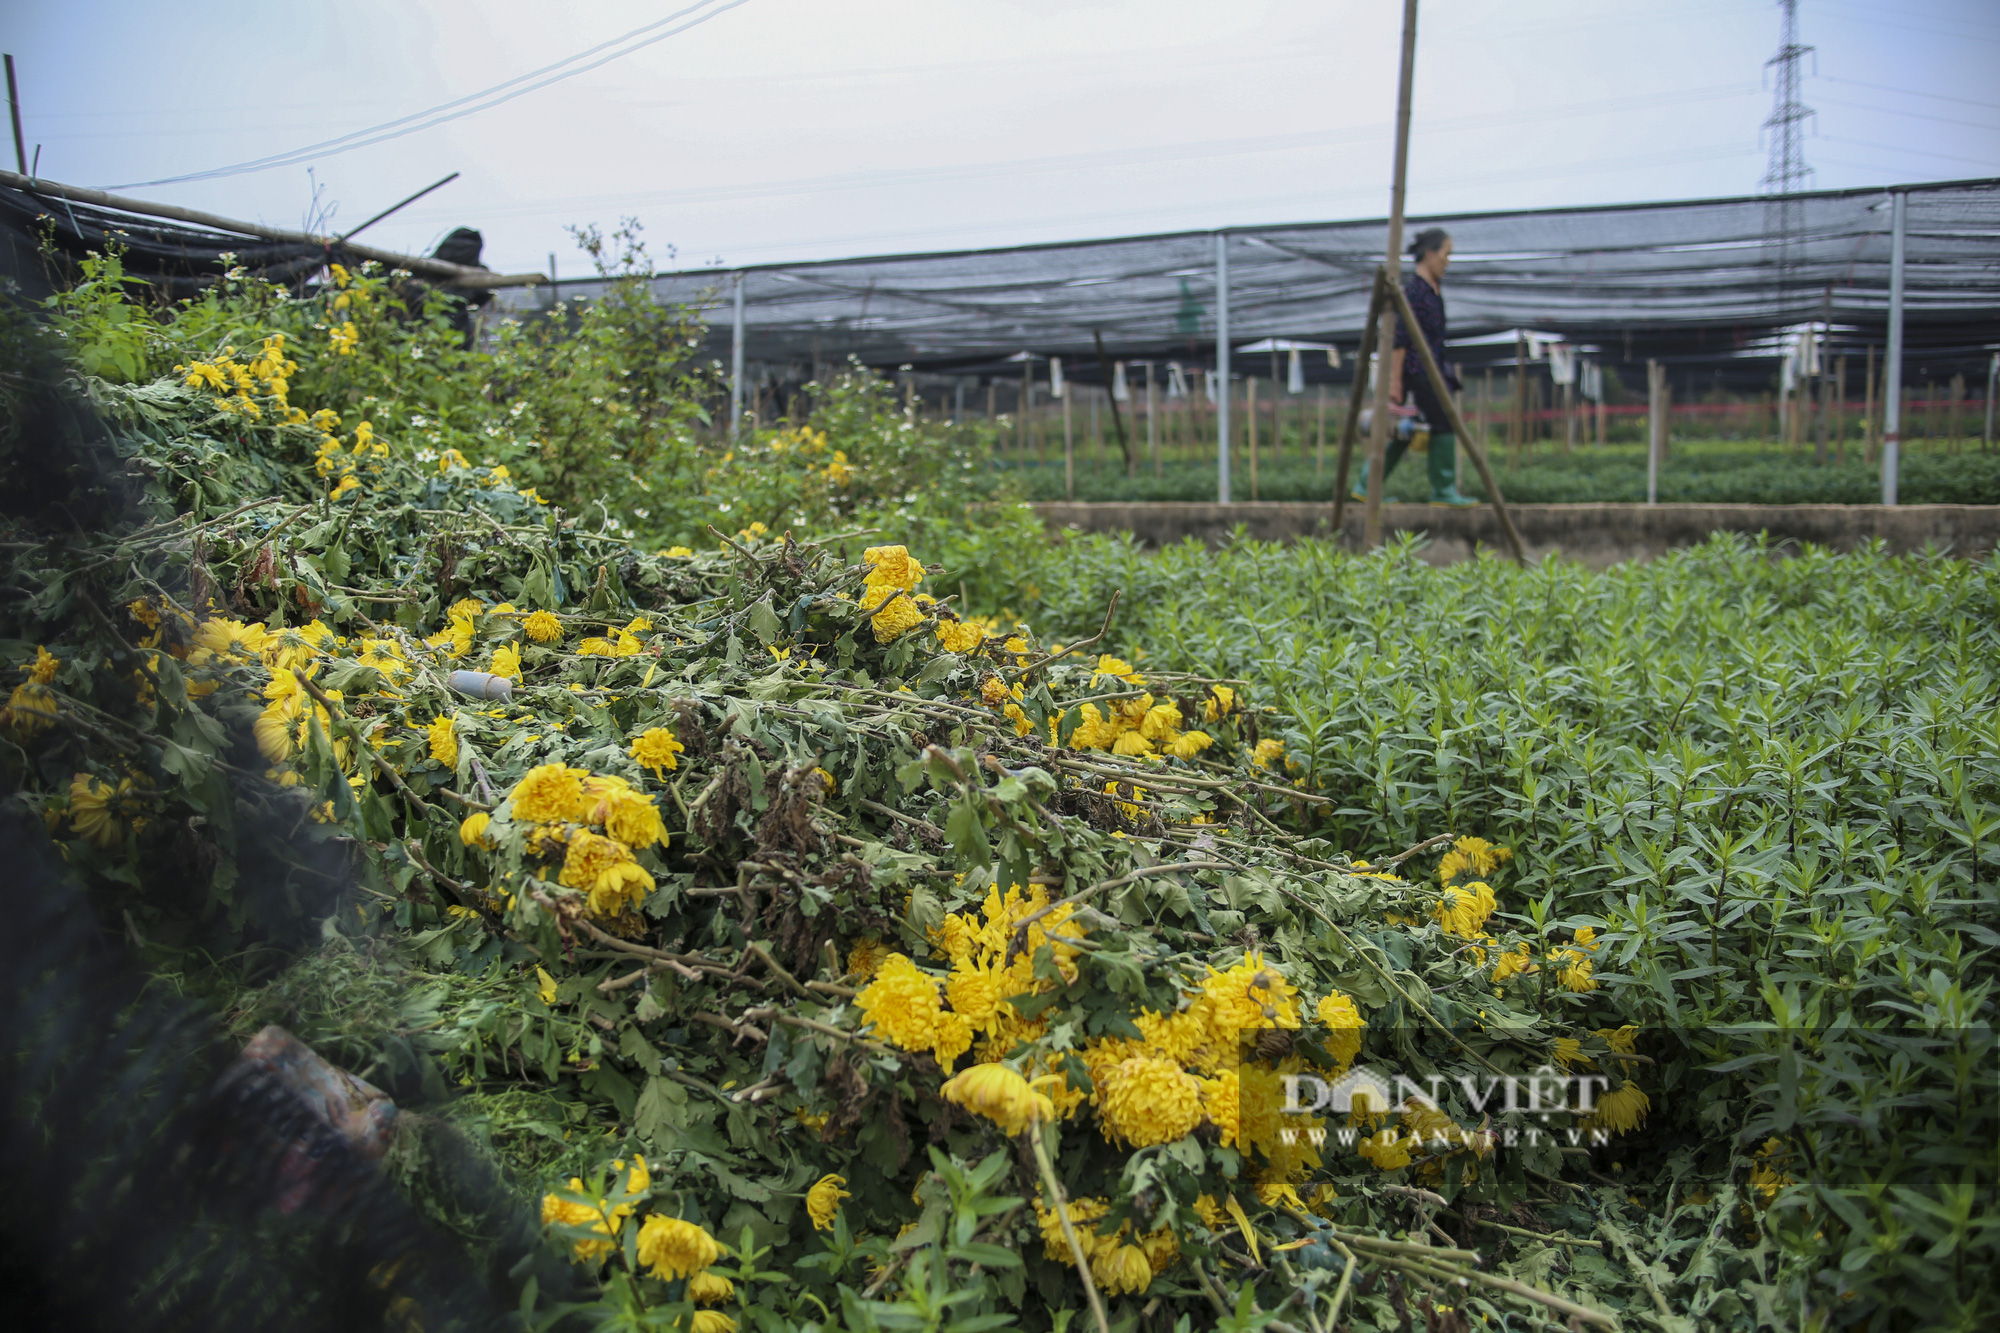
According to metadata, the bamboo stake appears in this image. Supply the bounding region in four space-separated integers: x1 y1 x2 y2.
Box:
1247 375 1260 500
1062 377 1074 501
1382 275 1527 565
1330 272 1387 536
1315 382 1327 475
1365 0 1421 551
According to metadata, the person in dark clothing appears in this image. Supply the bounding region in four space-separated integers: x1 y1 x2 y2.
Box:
1351 226 1476 506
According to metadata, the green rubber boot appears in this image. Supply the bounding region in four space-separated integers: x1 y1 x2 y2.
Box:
1427 432 1477 507
1349 433 1413 502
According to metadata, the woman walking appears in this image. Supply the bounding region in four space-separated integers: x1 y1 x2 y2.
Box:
1352 227 1477 506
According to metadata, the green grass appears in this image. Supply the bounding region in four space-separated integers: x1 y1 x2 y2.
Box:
998 438 2000 504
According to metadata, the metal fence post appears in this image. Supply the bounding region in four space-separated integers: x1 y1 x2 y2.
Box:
730 273 746 436
1216 232 1231 504
1882 190 1906 505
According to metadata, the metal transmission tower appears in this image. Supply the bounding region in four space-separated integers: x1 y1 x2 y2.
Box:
1761 0 1816 310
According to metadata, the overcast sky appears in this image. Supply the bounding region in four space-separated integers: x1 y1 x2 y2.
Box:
11 0 1999 279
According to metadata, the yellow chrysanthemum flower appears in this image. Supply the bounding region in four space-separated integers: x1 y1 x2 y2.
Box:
1096 1055 1204 1147
459 812 492 847
490 643 521 681
635 1214 722 1281
1316 990 1365 1070
861 544 923 592
856 954 944 1053
426 713 459 769
1434 880 1496 937
846 936 888 980
68 773 135 848
805 1173 849 1230
686 1271 735 1305
1582 1083 1649 1135
1201 951 1301 1032
523 610 562 644
1092 1242 1154 1297
509 763 585 824
936 620 983 654
629 726 684 775
689 1312 736 1333
1252 737 1285 770
940 1063 1057 1137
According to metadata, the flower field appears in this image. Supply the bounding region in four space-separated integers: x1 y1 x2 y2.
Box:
2 256 1995 1333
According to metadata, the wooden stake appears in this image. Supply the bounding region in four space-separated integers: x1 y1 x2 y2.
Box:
1247 375 1260 499
1062 379 1075 500
1146 362 1160 476
1331 272 1387 536
1863 342 1876 463
1316 383 1328 475
1835 355 1848 465
1093 331 1132 473
1364 0 1421 551
1381 275 1527 565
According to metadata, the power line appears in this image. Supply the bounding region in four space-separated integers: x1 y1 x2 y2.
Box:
106 0 752 189
1816 76 2000 114
1813 96 2000 133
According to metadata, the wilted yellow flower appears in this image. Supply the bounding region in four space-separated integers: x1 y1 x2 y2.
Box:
862 583 924 643
689 1312 736 1333
1583 1082 1649 1135
5 681 59 735
1165 729 1213 760
629 726 684 775
635 1214 722 1281
806 1173 849 1230
490 643 521 681
1202 951 1301 1032
1252 737 1285 770
940 1063 1057 1137
664 545 694 558
1092 1242 1154 1297
192 617 268 662
936 620 983 654
861 544 923 592
459 812 492 847
426 713 459 769
1434 880 1496 937
846 936 889 980
1316 991 1365 1069
1490 942 1537 984
1437 835 1512 884
509 763 585 823
1202 685 1236 722
68 773 135 847
686 1271 735 1304
540 1181 617 1262
523 610 562 644
1090 654 1142 687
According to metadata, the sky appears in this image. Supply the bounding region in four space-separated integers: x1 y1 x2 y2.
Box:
9 0 1999 280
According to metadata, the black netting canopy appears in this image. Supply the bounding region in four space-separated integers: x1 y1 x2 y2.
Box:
495 177 2000 384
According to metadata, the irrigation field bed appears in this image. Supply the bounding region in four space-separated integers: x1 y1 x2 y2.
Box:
1029 500 2000 565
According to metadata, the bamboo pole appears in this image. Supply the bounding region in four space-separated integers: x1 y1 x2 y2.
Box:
1146 362 1160 476
1863 343 1876 464
1330 271 1386 537
1062 378 1074 501
0 167 540 288
1315 383 1328 475
1382 275 1527 565
1511 333 1528 466
1364 0 1421 551
1247 375 1260 500
1835 355 1848 465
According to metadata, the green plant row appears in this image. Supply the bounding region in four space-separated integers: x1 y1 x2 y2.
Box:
997 450 2000 505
